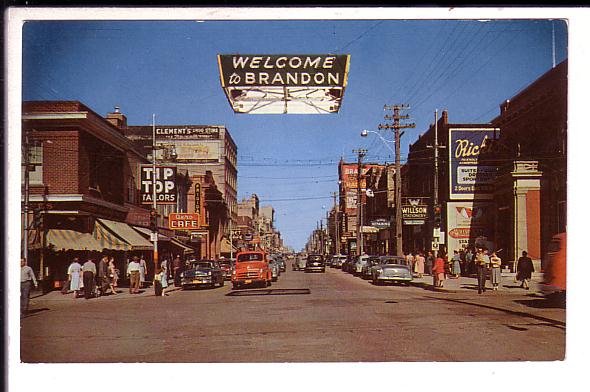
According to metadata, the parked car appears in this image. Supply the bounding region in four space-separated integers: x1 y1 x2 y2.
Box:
342 256 355 273
361 256 382 279
353 255 370 276
305 254 326 273
181 260 224 289
277 257 287 272
371 256 413 285
331 254 347 269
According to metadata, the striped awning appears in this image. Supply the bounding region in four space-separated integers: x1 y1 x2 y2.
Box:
133 226 171 242
93 221 132 251
170 238 195 254
46 229 106 251
97 219 153 251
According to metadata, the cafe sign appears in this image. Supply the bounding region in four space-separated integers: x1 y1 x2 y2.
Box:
169 213 200 230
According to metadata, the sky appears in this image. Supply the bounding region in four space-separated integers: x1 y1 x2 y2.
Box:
20 14 569 251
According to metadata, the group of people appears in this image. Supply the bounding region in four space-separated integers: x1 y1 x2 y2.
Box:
65 255 120 299
404 247 535 293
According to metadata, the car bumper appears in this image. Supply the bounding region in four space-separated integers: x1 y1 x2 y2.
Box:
305 266 325 272
376 275 412 282
182 277 213 286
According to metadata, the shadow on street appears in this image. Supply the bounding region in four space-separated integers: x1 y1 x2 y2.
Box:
21 308 50 319
226 288 311 297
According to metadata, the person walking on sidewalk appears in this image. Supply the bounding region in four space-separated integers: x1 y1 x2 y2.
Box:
108 256 119 294
21 258 38 315
517 251 534 290
490 251 502 291
432 253 447 288
97 255 109 296
82 258 97 299
451 250 461 278
475 248 490 294
139 256 147 288
67 257 82 298
173 255 182 287
127 256 141 294
425 251 434 276
414 252 425 278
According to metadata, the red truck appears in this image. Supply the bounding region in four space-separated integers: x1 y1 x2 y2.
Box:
231 250 272 289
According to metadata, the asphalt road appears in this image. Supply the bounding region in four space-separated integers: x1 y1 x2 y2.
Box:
20 264 565 363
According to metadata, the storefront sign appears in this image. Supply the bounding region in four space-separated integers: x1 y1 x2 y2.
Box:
371 218 390 229
140 165 177 205
446 201 493 252
155 126 220 140
169 213 200 230
218 54 350 87
402 197 428 225
448 128 499 200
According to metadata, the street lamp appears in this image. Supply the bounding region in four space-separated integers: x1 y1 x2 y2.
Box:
361 129 396 155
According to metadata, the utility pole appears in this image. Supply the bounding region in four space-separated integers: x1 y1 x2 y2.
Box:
152 114 159 277
332 191 339 255
427 109 446 257
379 104 415 257
353 148 367 256
23 132 30 263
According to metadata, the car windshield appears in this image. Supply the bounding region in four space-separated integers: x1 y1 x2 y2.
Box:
193 262 213 269
382 258 404 265
237 253 264 262
308 256 323 262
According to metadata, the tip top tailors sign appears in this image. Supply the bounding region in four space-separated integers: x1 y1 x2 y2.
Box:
449 128 500 200
140 165 177 205
217 54 351 114
402 197 428 225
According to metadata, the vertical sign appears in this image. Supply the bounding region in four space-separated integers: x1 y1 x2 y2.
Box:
446 201 494 252
448 128 499 200
140 165 177 205
194 183 201 213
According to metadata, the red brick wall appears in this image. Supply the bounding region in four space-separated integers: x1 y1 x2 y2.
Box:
526 189 541 260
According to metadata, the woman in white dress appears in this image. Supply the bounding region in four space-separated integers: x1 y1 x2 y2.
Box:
67 258 82 298
139 257 147 288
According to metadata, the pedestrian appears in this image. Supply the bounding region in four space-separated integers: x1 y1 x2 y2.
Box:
451 250 461 278
517 250 534 290
425 251 434 276
414 251 425 278
82 258 97 299
406 252 415 273
160 258 168 287
21 258 38 315
475 248 490 294
465 248 474 276
432 253 446 288
153 267 168 296
97 255 109 296
127 256 141 294
67 257 82 298
139 256 147 288
490 251 502 291
173 255 182 287
108 256 119 294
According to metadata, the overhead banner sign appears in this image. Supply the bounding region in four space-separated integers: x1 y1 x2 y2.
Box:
217 54 351 114
449 128 500 200
140 165 177 205
402 197 428 225
218 54 350 87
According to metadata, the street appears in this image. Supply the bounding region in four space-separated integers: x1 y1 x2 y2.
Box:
20 263 565 363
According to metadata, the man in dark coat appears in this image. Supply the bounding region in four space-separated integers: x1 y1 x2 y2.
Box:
517 250 534 290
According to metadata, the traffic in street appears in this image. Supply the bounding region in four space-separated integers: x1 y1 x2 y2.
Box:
21 255 564 363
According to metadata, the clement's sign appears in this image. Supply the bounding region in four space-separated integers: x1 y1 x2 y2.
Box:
218 54 350 87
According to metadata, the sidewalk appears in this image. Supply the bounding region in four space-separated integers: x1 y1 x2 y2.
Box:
30 280 182 301
409 272 545 294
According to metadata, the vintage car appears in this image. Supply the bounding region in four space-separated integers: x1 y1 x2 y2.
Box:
353 255 370 275
330 254 347 269
268 259 280 281
371 256 413 285
361 256 382 279
218 259 234 281
305 254 326 273
293 254 307 271
180 260 224 289
232 250 272 289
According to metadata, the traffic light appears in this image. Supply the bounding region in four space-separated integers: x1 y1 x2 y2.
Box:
433 205 442 227
150 208 158 231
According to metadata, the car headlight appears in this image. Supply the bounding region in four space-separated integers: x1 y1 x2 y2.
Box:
180 272 184 278
207 271 212 276
375 268 383 274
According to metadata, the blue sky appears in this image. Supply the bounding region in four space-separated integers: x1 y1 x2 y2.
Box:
22 18 568 251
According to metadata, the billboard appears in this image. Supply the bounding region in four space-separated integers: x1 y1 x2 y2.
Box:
218 54 351 114
448 128 499 200
155 126 221 140
446 201 494 252
140 165 177 205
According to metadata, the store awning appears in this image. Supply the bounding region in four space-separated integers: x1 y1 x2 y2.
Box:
133 226 171 242
97 219 153 251
221 237 238 253
45 229 107 251
170 238 195 254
